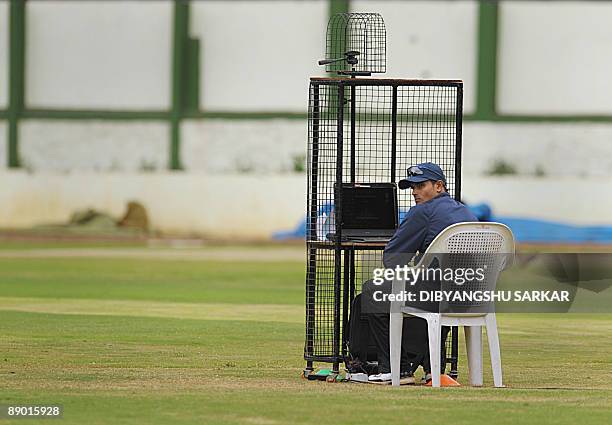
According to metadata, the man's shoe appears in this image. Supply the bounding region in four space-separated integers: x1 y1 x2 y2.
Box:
368 372 392 383
368 372 415 385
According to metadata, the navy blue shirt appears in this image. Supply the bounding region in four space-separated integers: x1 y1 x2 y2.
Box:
383 192 477 267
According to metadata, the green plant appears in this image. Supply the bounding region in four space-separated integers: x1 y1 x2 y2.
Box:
486 159 517 176
292 153 306 173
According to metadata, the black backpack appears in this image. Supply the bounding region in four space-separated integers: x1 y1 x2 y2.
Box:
345 293 450 375
345 294 380 375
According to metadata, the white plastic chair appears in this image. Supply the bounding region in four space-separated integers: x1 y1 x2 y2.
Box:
389 222 515 387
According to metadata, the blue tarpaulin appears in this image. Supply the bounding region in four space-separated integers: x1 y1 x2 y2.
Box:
492 217 612 244
272 203 612 244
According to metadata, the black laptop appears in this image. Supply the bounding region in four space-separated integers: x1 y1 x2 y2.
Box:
327 183 398 242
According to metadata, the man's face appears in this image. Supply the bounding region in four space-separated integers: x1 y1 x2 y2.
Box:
410 180 444 204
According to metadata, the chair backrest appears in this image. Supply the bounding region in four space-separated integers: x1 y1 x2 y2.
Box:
416 222 515 312
419 222 515 265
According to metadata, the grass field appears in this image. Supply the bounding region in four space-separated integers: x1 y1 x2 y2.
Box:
0 242 611 424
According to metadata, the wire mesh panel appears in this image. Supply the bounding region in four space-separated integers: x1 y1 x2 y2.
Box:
395 83 462 214
305 77 463 370
307 78 462 238
305 247 384 360
305 247 337 360
322 13 386 75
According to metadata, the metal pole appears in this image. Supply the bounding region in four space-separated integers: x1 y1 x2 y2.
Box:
342 248 350 360
451 82 464 376
450 326 459 379
391 85 398 182
304 83 321 371
350 85 356 182
454 84 463 201
333 83 345 373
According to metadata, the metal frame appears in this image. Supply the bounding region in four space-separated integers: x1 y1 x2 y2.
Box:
305 77 464 376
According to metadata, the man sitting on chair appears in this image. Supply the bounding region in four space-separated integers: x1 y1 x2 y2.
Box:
362 162 477 383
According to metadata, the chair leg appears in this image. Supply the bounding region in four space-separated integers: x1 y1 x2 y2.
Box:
426 315 441 387
389 312 403 387
485 314 503 387
464 325 483 386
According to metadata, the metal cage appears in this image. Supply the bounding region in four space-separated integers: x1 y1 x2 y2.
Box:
322 13 386 76
304 77 463 376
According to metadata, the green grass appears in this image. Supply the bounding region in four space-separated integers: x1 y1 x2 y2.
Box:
0 258 304 305
0 245 611 425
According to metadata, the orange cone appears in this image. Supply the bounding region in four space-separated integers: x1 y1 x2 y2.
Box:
425 375 460 387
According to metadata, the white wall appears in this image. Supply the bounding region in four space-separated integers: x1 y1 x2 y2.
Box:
20 120 169 172
0 1 8 109
0 172 306 238
0 172 610 239
186 120 612 178
462 122 612 177
461 176 612 225
353 0 478 114
14 118 612 177
181 119 306 173
498 1 612 115
25 0 172 110
190 0 326 112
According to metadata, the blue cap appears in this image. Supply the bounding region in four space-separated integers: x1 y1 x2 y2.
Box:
398 162 447 190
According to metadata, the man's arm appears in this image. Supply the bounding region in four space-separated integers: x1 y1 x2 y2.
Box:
383 206 428 268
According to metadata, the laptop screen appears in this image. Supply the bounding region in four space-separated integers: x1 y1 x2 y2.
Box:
340 183 398 231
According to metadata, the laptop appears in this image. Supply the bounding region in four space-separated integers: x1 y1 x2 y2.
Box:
326 183 398 242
